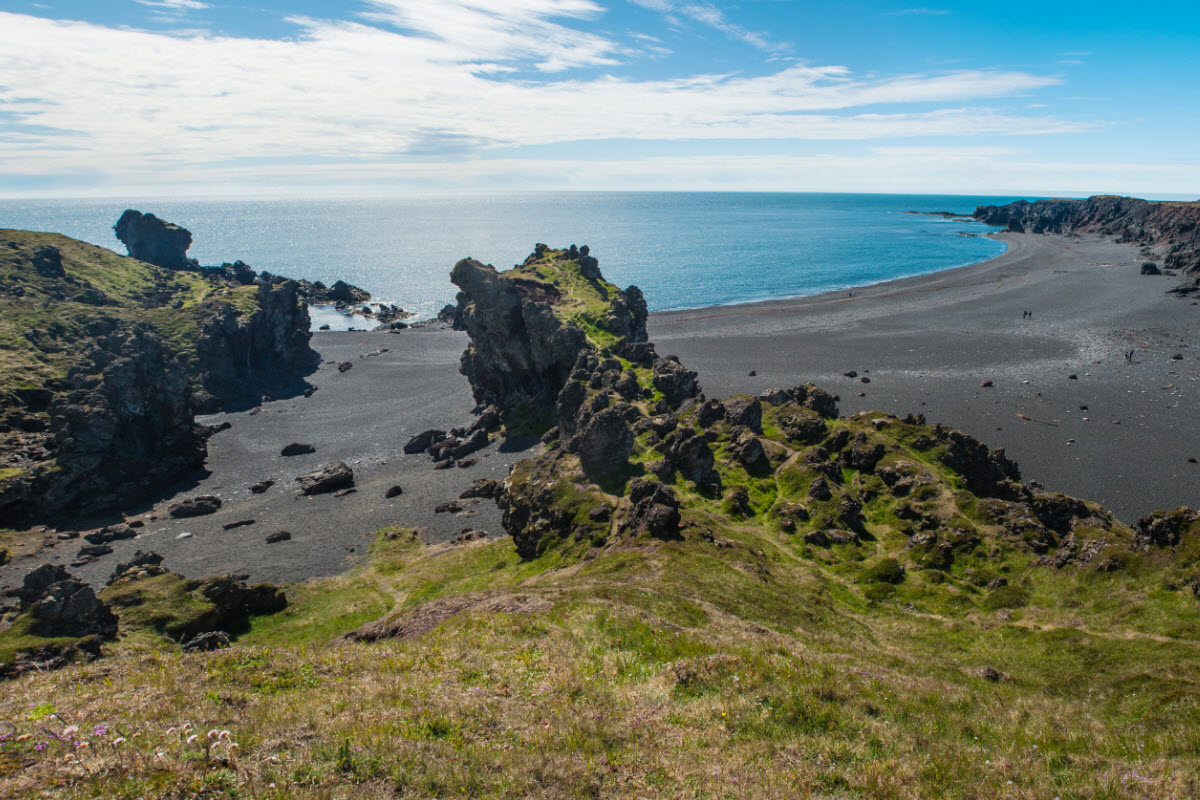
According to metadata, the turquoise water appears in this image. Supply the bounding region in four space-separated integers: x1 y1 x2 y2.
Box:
0 193 1023 324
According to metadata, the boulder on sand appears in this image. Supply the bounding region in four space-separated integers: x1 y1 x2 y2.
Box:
296 462 355 495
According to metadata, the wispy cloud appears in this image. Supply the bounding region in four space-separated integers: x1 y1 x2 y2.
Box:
359 0 618 72
133 0 210 10
628 0 788 52
0 7 1079 194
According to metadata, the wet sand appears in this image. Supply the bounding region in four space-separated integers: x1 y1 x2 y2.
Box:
7 230 1198 590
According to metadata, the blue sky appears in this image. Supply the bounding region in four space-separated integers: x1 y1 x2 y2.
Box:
0 0 1197 197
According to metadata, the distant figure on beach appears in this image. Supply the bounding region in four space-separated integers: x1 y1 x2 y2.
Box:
1126 349 1135 362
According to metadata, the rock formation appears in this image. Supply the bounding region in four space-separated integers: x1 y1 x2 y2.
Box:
973 196 1200 277
450 244 659 428
0 222 319 523
114 210 195 270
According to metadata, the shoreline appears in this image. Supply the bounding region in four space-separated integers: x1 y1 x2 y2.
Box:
5 230 1196 591
650 231 1200 524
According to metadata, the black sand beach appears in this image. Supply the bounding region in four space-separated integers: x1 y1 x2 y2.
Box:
6 230 1197 589
653 232 1200 523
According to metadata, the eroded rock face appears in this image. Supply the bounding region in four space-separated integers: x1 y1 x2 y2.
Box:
10 564 118 641
974 196 1200 275
451 246 650 426
114 210 194 270
577 407 634 481
932 424 1019 497
38 322 207 517
653 356 700 408
195 278 318 405
622 479 681 540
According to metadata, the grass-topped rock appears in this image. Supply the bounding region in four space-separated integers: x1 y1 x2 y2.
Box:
0 219 319 521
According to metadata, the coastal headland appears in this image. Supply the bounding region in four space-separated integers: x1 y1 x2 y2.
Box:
3 209 1200 798
3 216 1198 590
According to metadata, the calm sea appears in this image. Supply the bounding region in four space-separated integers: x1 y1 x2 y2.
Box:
0 193 1024 329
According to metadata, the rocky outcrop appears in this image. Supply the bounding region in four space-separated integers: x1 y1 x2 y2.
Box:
24 321 208 517
0 564 119 679
193 277 319 408
114 210 195 270
974 196 1200 276
451 245 651 426
0 220 320 523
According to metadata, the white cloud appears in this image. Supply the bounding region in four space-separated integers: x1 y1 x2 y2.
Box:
133 0 210 10
0 7 1082 194
627 0 787 52
359 0 619 71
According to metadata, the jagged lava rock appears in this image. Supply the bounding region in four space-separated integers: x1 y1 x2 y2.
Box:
451 244 649 426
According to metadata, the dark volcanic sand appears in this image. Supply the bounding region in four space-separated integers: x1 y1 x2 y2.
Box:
5 231 1198 591
652 232 1200 524
3 329 538 589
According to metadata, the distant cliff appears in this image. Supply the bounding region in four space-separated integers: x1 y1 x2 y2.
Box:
973 196 1200 276
0 227 318 522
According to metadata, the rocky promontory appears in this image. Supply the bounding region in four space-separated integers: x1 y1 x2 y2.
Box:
974 195 1200 280
0 220 319 522
448 243 1200 599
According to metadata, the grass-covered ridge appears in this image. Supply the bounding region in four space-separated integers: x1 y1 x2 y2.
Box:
4 407 1200 798
0 229 256 398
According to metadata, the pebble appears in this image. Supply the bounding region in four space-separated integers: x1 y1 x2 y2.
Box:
177 532 193 540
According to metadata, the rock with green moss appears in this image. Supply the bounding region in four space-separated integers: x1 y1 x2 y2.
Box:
0 222 319 522
451 244 653 429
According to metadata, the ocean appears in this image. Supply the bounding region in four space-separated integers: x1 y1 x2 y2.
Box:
0 193 1023 329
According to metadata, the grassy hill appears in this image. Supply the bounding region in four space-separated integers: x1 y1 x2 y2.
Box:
2 245 1198 799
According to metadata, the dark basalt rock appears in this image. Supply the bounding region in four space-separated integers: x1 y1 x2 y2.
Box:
296 462 354 495
932 424 1019 497
653 355 701 408
182 631 231 652
11 564 119 641
32 246 65 278
577 407 634 481
266 531 291 544
622 479 682 540
385 485 404 498
169 495 222 518
404 429 447 455
839 432 886 472
663 430 721 494
114 209 195 270
327 280 371 304
973 196 1200 276
460 478 499 500
724 397 763 433
107 550 165 584
790 383 839 418
696 399 726 428
281 442 315 456
452 259 589 425
450 428 490 460
1136 506 1200 547
84 524 137 545
250 480 274 494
